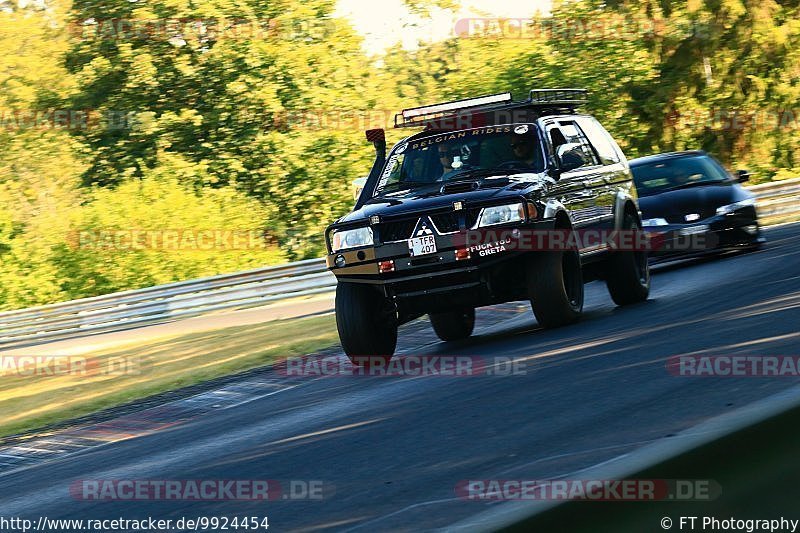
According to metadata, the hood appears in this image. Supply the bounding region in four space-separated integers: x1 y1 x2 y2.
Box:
338 173 552 223
638 182 752 223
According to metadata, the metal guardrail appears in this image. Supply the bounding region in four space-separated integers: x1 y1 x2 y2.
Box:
0 179 798 349
748 176 800 220
0 258 333 349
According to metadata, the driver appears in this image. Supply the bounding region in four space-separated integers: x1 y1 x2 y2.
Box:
510 134 538 168
437 144 463 181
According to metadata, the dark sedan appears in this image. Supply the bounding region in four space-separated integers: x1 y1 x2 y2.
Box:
630 151 764 260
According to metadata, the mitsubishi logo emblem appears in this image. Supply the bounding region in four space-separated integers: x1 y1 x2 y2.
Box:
413 217 435 237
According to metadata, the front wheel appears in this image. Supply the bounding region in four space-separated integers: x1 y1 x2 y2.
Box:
605 214 650 306
335 282 397 363
429 308 475 341
527 248 584 328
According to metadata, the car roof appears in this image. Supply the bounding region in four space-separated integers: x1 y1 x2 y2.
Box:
628 151 708 167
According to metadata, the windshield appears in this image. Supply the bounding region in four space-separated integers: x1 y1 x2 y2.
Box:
631 155 731 197
375 125 544 195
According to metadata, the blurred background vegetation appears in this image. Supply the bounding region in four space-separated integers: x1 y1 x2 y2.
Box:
1 0 798 310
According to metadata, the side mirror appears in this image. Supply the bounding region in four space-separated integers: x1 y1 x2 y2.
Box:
556 143 587 173
736 169 750 183
352 177 367 201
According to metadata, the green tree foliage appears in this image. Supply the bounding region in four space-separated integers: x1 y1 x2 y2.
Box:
65 0 378 258
387 0 800 177
1 0 799 310
0 1 88 308
61 174 286 297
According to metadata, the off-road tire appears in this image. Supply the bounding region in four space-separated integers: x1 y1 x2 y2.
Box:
605 214 651 305
527 247 584 328
336 282 397 364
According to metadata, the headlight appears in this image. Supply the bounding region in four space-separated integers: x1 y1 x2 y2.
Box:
716 198 756 216
476 203 525 227
642 218 669 227
331 227 373 252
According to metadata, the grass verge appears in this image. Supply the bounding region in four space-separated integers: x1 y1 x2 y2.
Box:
0 313 338 438
762 212 800 226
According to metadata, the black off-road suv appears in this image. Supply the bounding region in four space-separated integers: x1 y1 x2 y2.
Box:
325 89 650 362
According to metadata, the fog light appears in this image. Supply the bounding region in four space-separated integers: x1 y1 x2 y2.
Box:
744 225 758 235
334 254 346 267
379 260 395 273
455 248 471 261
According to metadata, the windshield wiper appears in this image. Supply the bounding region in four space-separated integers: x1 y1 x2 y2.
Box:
379 180 438 193
445 168 510 181
664 179 728 192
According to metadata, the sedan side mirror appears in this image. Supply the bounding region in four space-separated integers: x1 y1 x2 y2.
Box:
736 169 751 183
556 143 587 173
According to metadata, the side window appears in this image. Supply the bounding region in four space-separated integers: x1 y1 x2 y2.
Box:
549 127 568 152
558 121 600 167
377 151 406 189
576 117 622 165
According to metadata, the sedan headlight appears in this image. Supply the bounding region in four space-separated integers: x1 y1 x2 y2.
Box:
331 226 373 252
641 218 669 227
716 198 756 216
476 203 525 227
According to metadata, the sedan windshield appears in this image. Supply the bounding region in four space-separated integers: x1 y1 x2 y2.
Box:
631 155 731 197
375 125 544 195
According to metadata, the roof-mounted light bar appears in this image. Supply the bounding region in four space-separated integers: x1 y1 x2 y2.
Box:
528 88 588 105
394 88 588 129
401 92 513 120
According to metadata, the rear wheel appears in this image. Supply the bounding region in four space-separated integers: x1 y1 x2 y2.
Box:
527 246 584 328
335 282 397 364
429 308 475 341
605 214 650 305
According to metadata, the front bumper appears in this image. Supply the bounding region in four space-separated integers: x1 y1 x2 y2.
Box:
644 206 761 260
326 220 551 281
326 220 552 313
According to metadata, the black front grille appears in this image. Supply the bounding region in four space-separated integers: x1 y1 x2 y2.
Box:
465 208 481 229
431 212 460 233
378 220 416 242
378 211 464 242
665 207 717 224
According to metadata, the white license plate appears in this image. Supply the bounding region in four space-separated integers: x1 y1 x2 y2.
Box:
679 224 710 236
408 235 437 257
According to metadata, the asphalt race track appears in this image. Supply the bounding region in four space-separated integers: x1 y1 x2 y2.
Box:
1 223 799 532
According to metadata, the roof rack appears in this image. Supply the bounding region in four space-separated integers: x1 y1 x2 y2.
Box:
394 88 588 129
